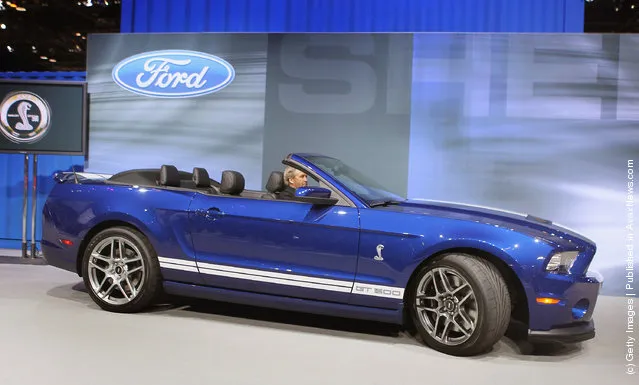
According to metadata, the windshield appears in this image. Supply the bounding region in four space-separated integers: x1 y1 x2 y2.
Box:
300 155 405 204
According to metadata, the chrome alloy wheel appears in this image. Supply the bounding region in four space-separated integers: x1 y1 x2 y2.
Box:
87 236 146 305
415 267 479 346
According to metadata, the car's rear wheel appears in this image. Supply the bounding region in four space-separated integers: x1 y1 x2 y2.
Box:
81 226 162 313
407 252 511 356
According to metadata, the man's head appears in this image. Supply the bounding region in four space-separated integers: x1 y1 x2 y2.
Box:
283 166 307 189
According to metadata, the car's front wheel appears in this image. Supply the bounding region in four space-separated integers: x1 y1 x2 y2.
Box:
81 226 162 313
407 252 511 356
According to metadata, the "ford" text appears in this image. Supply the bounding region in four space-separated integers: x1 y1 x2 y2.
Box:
135 58 209 89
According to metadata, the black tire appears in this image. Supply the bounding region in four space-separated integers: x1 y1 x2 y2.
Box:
81 226 162 313
407 252 511 356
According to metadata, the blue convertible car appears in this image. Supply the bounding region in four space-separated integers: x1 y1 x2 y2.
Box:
41 153 602 356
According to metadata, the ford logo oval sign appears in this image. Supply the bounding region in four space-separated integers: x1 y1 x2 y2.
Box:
111 50 235 98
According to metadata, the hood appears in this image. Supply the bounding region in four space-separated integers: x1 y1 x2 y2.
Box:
382 199 596 250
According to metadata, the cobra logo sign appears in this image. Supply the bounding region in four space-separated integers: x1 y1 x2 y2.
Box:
111 50 235 98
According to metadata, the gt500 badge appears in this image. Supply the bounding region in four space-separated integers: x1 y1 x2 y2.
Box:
352 283 404 299
0 91 51 144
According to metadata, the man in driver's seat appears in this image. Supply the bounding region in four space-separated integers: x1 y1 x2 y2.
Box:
279 166 307 199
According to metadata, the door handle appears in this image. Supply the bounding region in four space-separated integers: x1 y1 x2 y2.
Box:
205 207 224 219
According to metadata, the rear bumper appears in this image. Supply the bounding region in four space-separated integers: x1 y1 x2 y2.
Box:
41 239 79 275
40 208 82 275
528 320 595 343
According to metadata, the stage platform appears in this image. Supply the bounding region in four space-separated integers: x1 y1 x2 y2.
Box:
0 262 634 385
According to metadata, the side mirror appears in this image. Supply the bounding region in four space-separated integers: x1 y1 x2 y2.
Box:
294 186 338 205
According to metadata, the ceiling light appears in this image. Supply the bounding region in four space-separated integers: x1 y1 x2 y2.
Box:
16 6 25 11
40 56 47 60
7 45 13 52
0 24 5 29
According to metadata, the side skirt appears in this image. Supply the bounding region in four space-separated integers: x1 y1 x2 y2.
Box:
162 281 404 325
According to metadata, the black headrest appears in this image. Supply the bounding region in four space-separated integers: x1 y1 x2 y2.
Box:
266 171 285 193
192 167 210 188
160 165 180 187
220 170 245 195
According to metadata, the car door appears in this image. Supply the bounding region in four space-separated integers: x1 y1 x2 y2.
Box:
187 192 360 304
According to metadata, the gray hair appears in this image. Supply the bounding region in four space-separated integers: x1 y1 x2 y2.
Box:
283 166 301 185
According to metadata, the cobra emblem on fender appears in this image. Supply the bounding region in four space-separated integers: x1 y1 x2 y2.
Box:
374 244 384 261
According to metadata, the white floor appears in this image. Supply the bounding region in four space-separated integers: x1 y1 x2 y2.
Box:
0 262 635 385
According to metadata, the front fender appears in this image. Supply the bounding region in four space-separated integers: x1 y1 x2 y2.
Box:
414 238 530 278
405 226 555 298
408 237 544 309
356 209 557 311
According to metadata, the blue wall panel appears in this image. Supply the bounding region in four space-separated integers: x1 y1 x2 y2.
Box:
0 154 84 250
0 72 86 251
120 0 585 33
1 0 585 251
0 71 86 81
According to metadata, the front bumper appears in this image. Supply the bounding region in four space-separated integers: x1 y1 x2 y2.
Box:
528 320 595 343
527 269 603 343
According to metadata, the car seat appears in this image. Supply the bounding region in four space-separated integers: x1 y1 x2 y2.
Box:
158 164 180 187
220 170 245 196
261 171 285 199
192 167 217 194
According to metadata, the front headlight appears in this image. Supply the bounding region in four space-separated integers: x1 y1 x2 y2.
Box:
545 251 579 274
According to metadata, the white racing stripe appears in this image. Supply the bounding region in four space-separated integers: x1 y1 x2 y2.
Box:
159 263 199 273
158 256 197 266
158 256 199 273
198 266 353 293
197 261 353 288
157 256 405 299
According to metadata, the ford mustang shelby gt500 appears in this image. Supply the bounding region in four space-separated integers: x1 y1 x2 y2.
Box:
41 153 602 356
